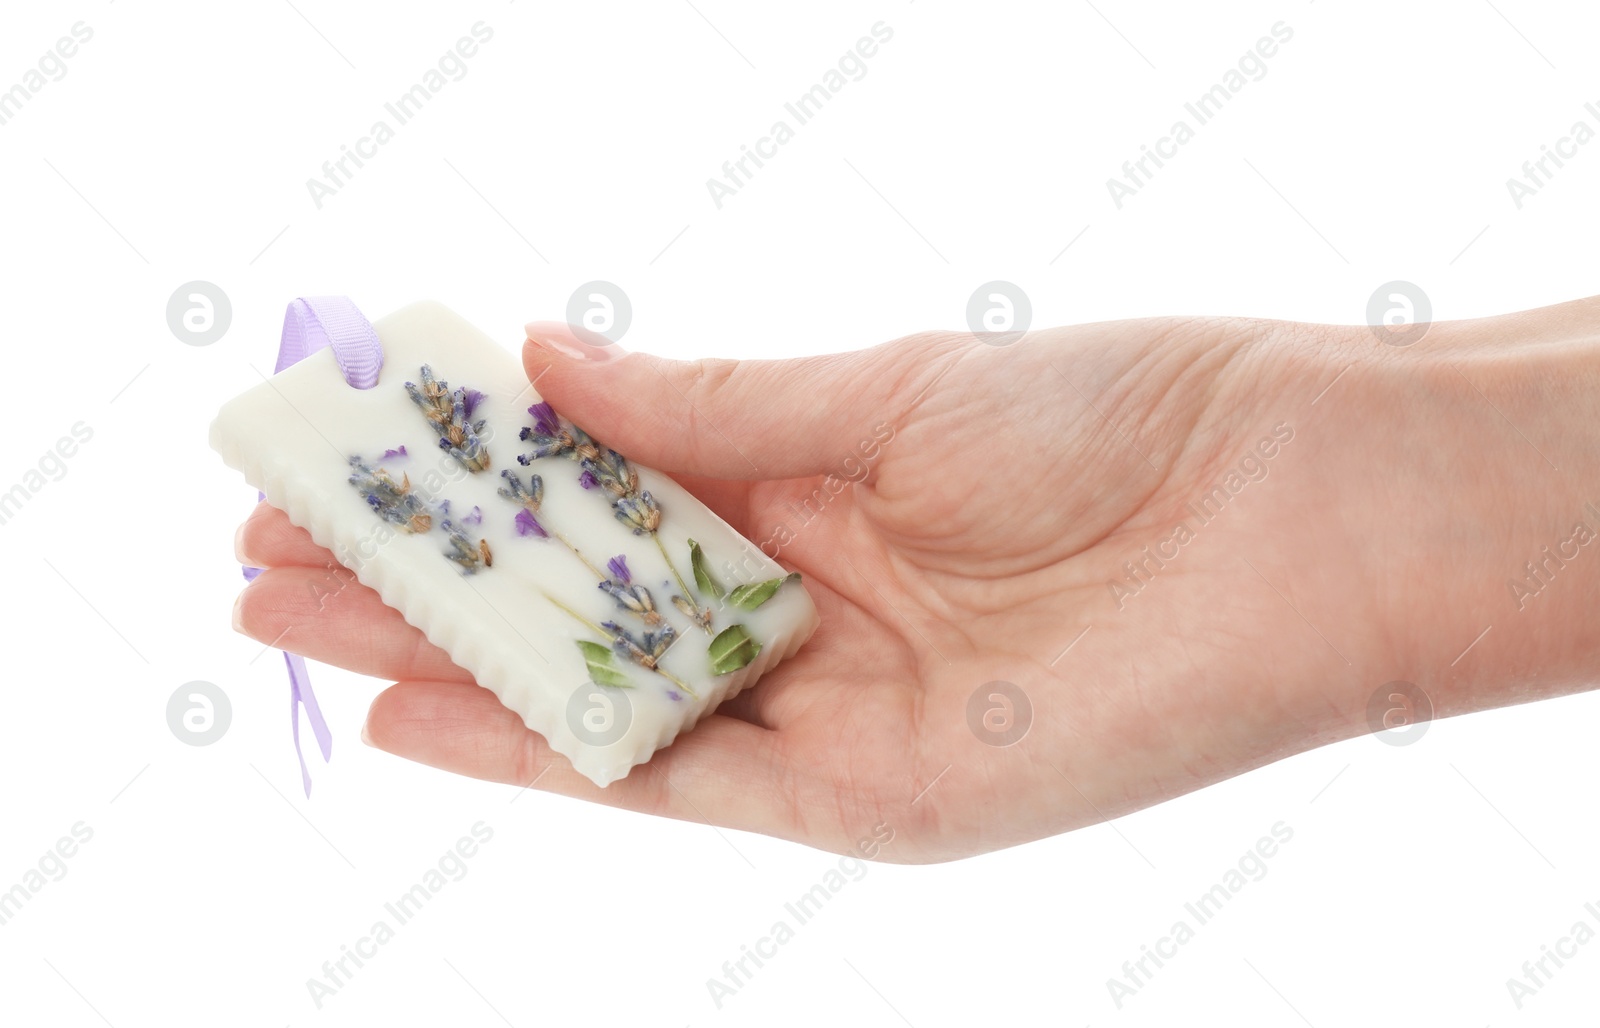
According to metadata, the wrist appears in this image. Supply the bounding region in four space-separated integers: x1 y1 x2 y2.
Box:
1299 298 1600 736
1438 302 1600 706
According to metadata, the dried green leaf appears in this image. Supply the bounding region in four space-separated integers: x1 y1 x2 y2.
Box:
708 624 762 675
576 640 633 688
688 538 725 599
728 572 801 610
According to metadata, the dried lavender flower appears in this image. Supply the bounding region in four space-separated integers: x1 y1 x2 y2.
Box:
497 470 544 510
614 491 662 534
607 555 631 583
406 364 490 472
545 595 696 698
601 620 676 669
518 402 600 463
580 449 638 499
528 401 560 438
440 517 491 573
599 578 662 627
671 594 714 633
348 456 432 533
515 402 701 621
513 508 548 539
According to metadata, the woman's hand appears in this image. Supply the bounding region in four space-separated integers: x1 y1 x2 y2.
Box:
234 298 1600 862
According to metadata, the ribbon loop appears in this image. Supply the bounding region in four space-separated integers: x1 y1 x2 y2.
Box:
277 296 385 388
245 295 383 795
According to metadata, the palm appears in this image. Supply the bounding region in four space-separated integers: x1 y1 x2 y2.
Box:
658 321 1278 860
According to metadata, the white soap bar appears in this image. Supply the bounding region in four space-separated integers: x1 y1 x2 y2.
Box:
210 301 818 786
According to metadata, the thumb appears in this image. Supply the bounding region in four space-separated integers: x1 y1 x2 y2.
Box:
521 320 932 480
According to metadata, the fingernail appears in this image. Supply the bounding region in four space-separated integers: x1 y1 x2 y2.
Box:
234 520 250 564
360 721 375 747
525 320 624 362
231 589 247 633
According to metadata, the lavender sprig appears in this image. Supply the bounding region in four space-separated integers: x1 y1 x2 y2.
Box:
541 592 698 698
580 449 639 499
348 457 433 533
601 620 678 669
517 404 708 632
599 567 664 627
613 491 662 534
406 365 490 472
440 517 492 574
497 469 604 578
496 468 544 509
670 595 714 633
518 402 600 463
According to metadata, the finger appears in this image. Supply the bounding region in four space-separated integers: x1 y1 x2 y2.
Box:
236 500 337 570
234 565 471 684
364 678 806 840
522 321 963 480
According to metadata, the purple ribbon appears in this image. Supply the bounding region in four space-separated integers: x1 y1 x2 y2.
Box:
243 297 384 796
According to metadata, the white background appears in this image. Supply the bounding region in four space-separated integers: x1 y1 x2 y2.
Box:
2 0 1598 1024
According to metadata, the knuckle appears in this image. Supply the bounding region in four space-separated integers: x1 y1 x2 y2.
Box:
506 733 550 793
679 356 742 404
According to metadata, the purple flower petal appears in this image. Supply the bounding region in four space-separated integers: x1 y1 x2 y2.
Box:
527 401 560 438
514 508 547 538
381 445 409 460
462 389 485 417
606 555 631 584
666 690 682 702
463 505 483 526
578 469 598 490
